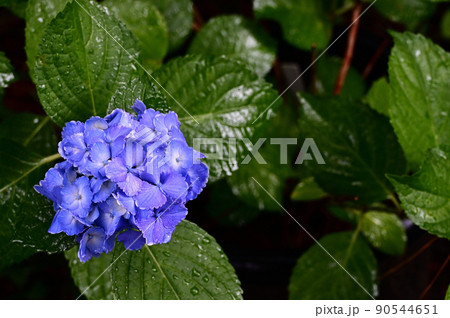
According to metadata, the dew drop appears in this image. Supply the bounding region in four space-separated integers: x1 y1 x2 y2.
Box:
202 276 209 283
192 268 201 277
190 287 199 296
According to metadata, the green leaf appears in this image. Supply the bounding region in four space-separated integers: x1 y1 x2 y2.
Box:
152 55 280 180
149 0 192 52
102 0 168 65
291 177 327 201
35 0 140 126
361 211 406 255
365 77 390 117
189 15 277 77
65 246 114 300
289 231 377 299
298 94 406 203
0 113 57 156
111 221 243 299
441 9 450 39
388 146 450 240
25 0 71 79
253 0 331 50
108 72 169 114
0 139 74 269
388 32 450 170
315 56 366 99
364 0 436 29
445 285 450 300
0 51 15 95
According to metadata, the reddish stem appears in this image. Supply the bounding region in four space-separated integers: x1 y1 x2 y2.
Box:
362 37 390 79
419 255 450 299
333 2 362 95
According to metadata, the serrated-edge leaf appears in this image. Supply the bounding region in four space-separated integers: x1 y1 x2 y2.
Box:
387 146 450 239
111 221 243 300
35 0 140 126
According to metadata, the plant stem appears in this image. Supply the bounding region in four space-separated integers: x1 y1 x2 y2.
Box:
362 37 390 79
343 216 363 266
333 1 362 95
389 194 403 212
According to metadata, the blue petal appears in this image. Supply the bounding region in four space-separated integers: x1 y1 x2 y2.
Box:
164 140 194 173
113 190 137 215
117 230 145 250
186 162 209 201
131 99 147 118
118 172 143 196
105 157 128 182
61 121 84 139
134 181 166 210
159 203 187 229
89 142 110 163
49 209 85 235
160 172 188 199
91 178 116 203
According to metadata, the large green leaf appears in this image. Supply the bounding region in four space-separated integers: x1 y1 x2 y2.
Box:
388 146 450 240
253 0 331 50
361 211 406 255
25 0 71 79
65 246 114 300
446 285 450 300
111 221 243 299
152 55 280 180
0 51 15 95
103 0 168 66
289 231 377 299
189 15 276 77
35 0 140 126
388 32 450 170
0 139 74 269
0 113 57 156
365 77 390 117
149 0 192 52
315 56 366 99
298 94 406 203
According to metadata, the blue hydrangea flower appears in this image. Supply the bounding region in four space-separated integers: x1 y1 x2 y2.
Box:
35 100 208 262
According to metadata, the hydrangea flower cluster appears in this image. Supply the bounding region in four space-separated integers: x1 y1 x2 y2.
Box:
35 100 208 262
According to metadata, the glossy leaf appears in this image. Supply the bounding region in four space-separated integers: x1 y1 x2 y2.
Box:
289 231 377 300
150 0 192 52
365 77 390 117
298 94 406 203
253 0 331 50
0 113 57 156
189 15 276 77
103 0 169 65
65 246 114 300
388 32 450 170
108 72 169 114
35 0 140 126
0 51 15 95
361 211 406 255
291 177 327 201
388 147 450 240
152 55 280 180
315 56 366 99
111 221 243 299
25 0 70 79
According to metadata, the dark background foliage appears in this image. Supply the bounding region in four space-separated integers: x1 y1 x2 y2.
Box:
0 0 449 299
